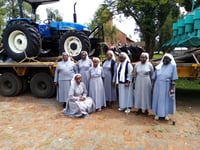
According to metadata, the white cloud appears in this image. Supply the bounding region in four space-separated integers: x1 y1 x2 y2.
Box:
36 0 140 41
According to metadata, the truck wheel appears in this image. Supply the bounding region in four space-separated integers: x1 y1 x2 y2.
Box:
0 72 22 96
2 22 41 62
60 30 91 60
30 73 55 98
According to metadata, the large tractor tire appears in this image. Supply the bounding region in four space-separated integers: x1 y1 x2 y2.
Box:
0 72 22 96
30 73 55 98
2 22 41 62
60 30 91 61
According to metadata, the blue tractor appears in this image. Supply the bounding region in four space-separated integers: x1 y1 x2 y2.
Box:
2 0 104 61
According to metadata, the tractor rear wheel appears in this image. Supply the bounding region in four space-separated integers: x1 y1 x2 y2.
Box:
2 21 41 61
0 72 22 96
60 30 90 60
30 73 55 98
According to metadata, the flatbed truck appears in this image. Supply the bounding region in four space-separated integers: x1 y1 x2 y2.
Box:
0 49 199 98
0 60 57 98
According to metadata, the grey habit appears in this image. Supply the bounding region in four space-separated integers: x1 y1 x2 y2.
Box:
102 60 117 102
134 62 154 110
77 58 93 91
63 82 95 117
117 61 134 109
54 60 76 102
89 66 106 109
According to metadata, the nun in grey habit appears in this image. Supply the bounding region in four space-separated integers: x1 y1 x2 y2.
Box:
54 52 77 106
152 53 178 121
88 57 106 111
63 74 96 117
77 51 93 91
102 50 117 107
134 52 154 116
116 52 134 113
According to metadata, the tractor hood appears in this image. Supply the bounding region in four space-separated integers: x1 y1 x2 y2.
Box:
50 21 90 32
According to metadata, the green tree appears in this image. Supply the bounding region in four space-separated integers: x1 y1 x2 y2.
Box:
5 0 18 18
89 4 117 45
46 8 63 21
104 24 118 45
104 0 180 57
179 0 200 11
0 0 7 36
3 0 32 19
157 3 180 53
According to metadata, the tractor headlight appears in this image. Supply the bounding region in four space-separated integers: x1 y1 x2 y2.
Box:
83 27 90 32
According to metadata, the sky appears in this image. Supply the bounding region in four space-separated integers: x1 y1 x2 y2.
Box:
37 0 140 42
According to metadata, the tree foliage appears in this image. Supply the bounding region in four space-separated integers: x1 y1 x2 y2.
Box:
89 4 113 29
158 10 179 53
0 0 7 35
179 0 200 11
46 8 63 21
104 0 180 57
89 4 118 45
3 0 32 19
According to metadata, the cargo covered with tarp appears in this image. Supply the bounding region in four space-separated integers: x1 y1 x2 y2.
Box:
163 7 200 47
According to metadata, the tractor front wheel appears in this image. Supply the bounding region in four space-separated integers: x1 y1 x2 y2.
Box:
60 30 90 60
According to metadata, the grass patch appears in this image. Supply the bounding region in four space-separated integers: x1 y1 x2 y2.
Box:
99 54 106 61
176 79 200 102
176 78 200 90
152 54 163 60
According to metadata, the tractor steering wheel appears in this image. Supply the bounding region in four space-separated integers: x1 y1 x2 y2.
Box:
43 18 52 25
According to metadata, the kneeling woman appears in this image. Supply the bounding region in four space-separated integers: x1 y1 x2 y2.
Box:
63 74 96 117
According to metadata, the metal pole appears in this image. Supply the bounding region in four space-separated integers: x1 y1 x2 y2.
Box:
73 2 77 23
192 0 194 11
18 0 23 18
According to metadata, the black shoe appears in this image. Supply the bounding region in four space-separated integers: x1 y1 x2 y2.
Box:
63 102 66 108
135 109 142 115
144 110 148 116
106 102 111 108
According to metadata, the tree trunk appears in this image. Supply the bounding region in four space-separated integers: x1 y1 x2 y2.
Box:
144 34 156 59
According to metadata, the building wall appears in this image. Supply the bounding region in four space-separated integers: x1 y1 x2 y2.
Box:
103 19 145 48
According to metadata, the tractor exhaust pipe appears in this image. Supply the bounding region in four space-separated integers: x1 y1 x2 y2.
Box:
18 0 23 18
73 2 77 23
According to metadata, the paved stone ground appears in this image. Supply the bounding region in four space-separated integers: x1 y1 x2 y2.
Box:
0 94 199 150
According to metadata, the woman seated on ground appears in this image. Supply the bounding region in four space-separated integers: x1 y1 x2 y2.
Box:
63 74 96 118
